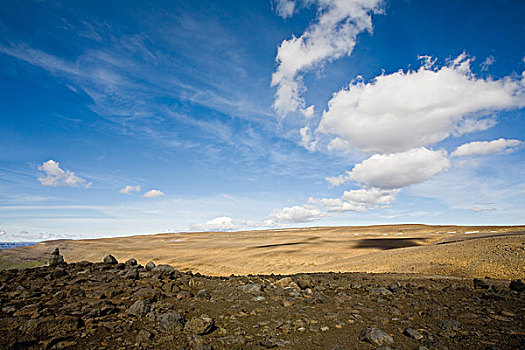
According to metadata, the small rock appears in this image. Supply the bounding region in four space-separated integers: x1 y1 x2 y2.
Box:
103 255 118 265
388 282 401 293
296 275 314 290
312 292 330 304
125 258 137 267
473 278 490 289
275 277 293 288
145 262 156 271
252 296 266 301
127 300 149 316
137 329 153 341
350 282 361 289
124 268 139 280
197 289 211 300
184 314 215 335
158 312 185 333
509 279 525 292
152 264 175 276
360 327 394 346
438 319 461 331
52 267 67 279
403 327 423 340
368 287 393 296
320 326 329 332
238 283 262 294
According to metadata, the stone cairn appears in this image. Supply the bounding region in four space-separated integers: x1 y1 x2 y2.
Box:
48 247 64 267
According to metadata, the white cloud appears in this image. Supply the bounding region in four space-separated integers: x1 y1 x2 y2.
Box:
325 171 350 186
310 187 399 212
348 148 450 189
470 205 497 212
143 189 165 198
299 125 317 152
451 138 522 157
327 137 351 151
120 185 142 195
319 54 525 153
38 160 90 188
309 197 366 212
188 216 236 231
301 105 315 118
269 204 325 223
274 0 296 18
342 187 399 205
272 0 383 115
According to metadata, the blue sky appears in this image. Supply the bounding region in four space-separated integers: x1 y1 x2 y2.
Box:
1 0 524 241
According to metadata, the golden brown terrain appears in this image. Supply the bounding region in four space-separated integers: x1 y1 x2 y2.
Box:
2 224 524 279
1 225 524 349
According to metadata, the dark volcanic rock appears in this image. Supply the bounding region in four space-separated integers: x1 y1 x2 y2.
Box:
509 279 525 292
125 258 137 267
1 254 524 350
238 283 262 294
473 278 490 289
103 254 118 265
184 314 215 335
127 300 149 316
403 327 423 340
145 261 156 270
360 327 394 346
158 311 185 333
296 275 314 290
152 264 175 276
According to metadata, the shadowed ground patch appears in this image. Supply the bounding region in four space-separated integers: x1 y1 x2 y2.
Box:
353 238 429 250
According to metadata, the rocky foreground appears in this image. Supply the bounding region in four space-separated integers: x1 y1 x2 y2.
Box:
0 249 524 350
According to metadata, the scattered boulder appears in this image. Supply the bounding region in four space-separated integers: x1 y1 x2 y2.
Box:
152 264 175 277
296 275 314 290
275 277 294 288
127 300 149 316
509 279 525 292
184 314 215 335
238 283 262 294
473 278 490 289
437 319 461 331
196 289 211 300
124 268 139 280
368 287 393 296
145 261 156 270
125 258 137 267
388 282 401 293
360 327 394 346
403 327 423 340
103 255 118 265
158 312 185 333
137 329 153 341
312 292 330 304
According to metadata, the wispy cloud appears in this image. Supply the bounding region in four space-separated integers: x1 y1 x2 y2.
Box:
120 185 141 194
272 0 383 116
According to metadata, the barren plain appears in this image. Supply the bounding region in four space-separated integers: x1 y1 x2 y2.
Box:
2 224 524 278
